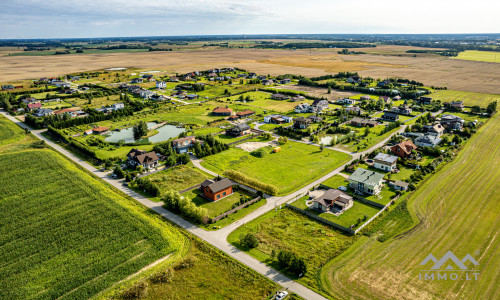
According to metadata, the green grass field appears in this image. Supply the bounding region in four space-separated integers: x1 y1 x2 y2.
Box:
454 50 500 63
0 145 185 299
182 188 256 218
319 112 500 299
338 124 402 152
430 89 500 107
228 208 355 298
201 141 351 195
226 91 313 113
145 163 213 193
0 115 26 146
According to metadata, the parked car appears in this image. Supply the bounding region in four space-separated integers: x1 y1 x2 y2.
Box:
339 186 347 191
276 291 288 300
122 182 129 186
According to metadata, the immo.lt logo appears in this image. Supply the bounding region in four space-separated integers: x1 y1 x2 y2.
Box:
419 250 480 281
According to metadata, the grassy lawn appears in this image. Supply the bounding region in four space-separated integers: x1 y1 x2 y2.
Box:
42 100 73 109
319 108 500 300
338 124 401 152
215 133 252 144
227 91 313 113
430 89 500 107
321 174 348 189
453 50 500 63
437 111 490 123
201 141 352 195
364 186 396 206
145 163 213 193
181 188 255 218
188 126 224 136
259 123 290 131
0 134 185 299
227 208 355 299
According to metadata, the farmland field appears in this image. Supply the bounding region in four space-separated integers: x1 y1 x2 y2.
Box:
0 115 26 146
454 50 500 63
320 113 500 299
0 147 185 299
430 89 500 107
200 141 352 194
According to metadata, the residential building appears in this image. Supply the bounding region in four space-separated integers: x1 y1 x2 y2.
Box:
345 106 363 114
444 101 464 111
126 149 159 170
290 95 305 102
390 180 409 191
440 114 464 130
373 153 398 172
261 79 274 85
201 178 233 201
308 115 322 123
391 140 417 158
293 117 311 129
381 111 400 122
131 78 143 84
295 103 312 113
348 168 385 195
111 103 125 110
264 114 293 124
172 136 199 153
272 93 290 100
416 96 432 105
415 135 442 148
337 98 355 105
140 90 155 99
350 117 378 127
347 76 361 84
186 94 198 100
91 126 110 134
424 124 445 137
390 105 412 115
21 97 40 105
280 78 292 84
379 96 392 103
212 107 233 116
312 189 353 213
226 123 251 137
236 110 255 118
33 108 53 117
156 81 167 89
311 99 329 111
27 102 42 111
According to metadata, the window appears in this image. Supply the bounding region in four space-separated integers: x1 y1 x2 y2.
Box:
223 192 226 196
217 194 220 199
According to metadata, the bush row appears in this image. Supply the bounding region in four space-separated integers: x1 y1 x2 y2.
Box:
223 169 278 196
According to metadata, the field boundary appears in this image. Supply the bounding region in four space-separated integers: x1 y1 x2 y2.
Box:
211 196 262 223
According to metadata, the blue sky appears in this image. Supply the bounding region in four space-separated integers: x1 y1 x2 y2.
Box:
0 0 498 39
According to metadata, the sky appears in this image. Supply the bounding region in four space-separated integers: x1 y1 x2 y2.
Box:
0 0 499 39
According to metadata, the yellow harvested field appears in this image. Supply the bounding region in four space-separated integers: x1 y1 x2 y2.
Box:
454 50 500 63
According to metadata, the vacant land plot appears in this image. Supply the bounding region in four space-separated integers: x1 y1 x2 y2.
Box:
454 50 500 63
145 163 213 193
320 113 500 300
182 188 255 218
228 208 355 298
0 147 184 299
430 89 500 107
201 141 351 194
274 84 358 101
0 115 26 146
227 91 311 113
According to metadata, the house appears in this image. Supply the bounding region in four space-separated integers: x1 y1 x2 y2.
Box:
290 95 305 102
312 189 353 213
391 140 417 158
264 114 293 124
151 94 166 101
201 178 233 201
308 115 322 123
293 117 311 129
311 99 329 111
127 149 159 170
226 123 251 137
377 80 391 87
140 90 155 99
347 76 361 84
168 76 180 82
391 180 409 191
348 168 385 195
1 85 14 90
360 95 371 100
156 81 167 89
111 103 125 110
21 97 40 105
381 111 400 122
27 102 42 111
350 117 378 127
91 126 110 134
272 93 290 100
142 74 154 81
440 114 464 130
345 106 363 114
295 103 312 113
424 124 445 137
373 153 398 172
236 110 255 118
84 129 93 136
258 75 267 80
379 96 392 103
390 105 412 115
33 108 53 117
212 107 233 116
280 78 292 84
54 108 77 117
416 96 432 105
444 101 464 111
96 107 114 114
393 95 401 100
261 79 274 85
337 98 355 105
415 135 442 148
131 78 143 84
186 94 198 100
247 73 257 79
172 136 198 153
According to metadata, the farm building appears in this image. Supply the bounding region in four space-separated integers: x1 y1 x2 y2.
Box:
201 178 233 201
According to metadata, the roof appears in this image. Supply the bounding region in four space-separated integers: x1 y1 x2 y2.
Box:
35 108 53 114
416 135 442 145
92 126 110 133
54 108 77 114
213 107 233 113
312 99 328 106
27 103 42 109
349 168 385 186
314 189 352 207
173 136 195 144
394 180 409 188
373 153 398 164
430 124 445 133
134 151 159 164
392 140 417 154
294 117 310 123
231 123 250 132
236 110 254 116
383 111 399 118
203 178 233 193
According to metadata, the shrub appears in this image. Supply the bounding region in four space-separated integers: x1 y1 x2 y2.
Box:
250 147 269 158
223 169 278 195
174 256 197 270
162 190 209 224
149 269 174 284
240 233 259 248
119 282 148 299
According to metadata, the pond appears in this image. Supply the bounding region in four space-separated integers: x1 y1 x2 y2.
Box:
104 122 185 144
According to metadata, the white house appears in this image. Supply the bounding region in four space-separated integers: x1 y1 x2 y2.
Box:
348 168 385 195
295 103 312 113
373 153 398 172
140 90 155 99
415 135 442 148
156 81 167 89
111 103 125 110
264 114 293 124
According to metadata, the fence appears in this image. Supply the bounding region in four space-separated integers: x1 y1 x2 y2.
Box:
286 204 355 235
227 132 262 146
353 195 386 209
210 196 262 223
353 198 396 234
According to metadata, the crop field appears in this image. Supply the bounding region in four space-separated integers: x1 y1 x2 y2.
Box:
320 113 500 300
228 208 355 298
200 141 351 194
430 89 500 107
0 146 185 299
454 50 500 63
146 163 213 194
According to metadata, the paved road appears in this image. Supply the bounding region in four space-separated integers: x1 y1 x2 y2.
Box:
2 110 406 300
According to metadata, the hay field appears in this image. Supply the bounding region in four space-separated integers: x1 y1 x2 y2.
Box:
430 90 500 107
2 47 500 94
454 50 500 63
320 113 500 300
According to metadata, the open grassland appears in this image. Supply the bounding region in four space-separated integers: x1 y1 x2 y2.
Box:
0 147 185 299
0 115 26 146
227 91 313 113
182 188 257 218
454 50 500 63
201 141 351 195
430 89 500 107
319 113 500 300
228 208 355 298
146 163 213 193
2 47 500 94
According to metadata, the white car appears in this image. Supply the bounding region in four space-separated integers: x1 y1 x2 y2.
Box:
276 291 288 300
338 186 347 191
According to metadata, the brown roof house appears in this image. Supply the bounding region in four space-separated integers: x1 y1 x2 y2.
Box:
212 106 233 116
312 189 353 214
293 117 311 129
172 136 202 154
391 140 417 158
201 178 233 201
127 149 159 170
350 117 378 127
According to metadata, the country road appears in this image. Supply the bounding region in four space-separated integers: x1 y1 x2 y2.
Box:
1 110 406 300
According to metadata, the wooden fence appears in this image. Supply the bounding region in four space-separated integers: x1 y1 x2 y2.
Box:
210 196 262 223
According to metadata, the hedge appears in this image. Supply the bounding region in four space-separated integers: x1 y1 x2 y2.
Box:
223 169 278 196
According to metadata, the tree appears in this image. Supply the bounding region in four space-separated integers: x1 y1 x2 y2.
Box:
241 233 259 248
364 126 370 137
327 86 331 94
486 100 497 115
133 121 148 139
136 165 144 174
113 166 125 178
471 105 481 114
319 143 324 152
